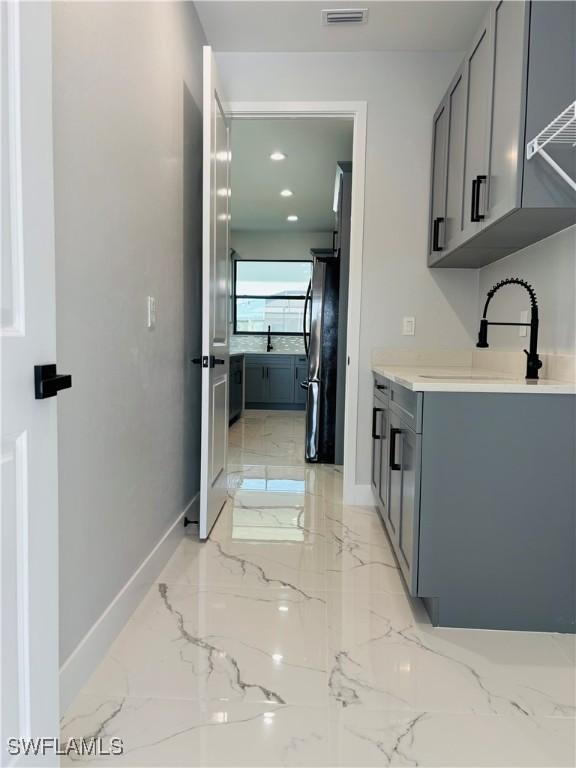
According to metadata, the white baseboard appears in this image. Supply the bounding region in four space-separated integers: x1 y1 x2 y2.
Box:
59 494 199 712
343 483 375 507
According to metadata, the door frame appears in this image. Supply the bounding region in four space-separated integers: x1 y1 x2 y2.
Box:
227 101 367 505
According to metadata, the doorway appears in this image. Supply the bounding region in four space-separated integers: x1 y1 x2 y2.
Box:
226 105 366 497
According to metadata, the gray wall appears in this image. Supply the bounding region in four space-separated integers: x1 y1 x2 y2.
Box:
53 1 206 664
477 226 576 355
217 51 480 485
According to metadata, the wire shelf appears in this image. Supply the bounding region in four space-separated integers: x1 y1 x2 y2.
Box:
526 101 576 192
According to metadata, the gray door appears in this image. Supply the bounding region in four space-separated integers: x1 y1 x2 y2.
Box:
295 364 307 405
267 364 293 403
378 404 390 513
245 364 266 403
429 99 448 260
485 0 527 226
461 11 494 242
398 426 418 582
444 64 467 252
387 413 402 540
371 401 383 494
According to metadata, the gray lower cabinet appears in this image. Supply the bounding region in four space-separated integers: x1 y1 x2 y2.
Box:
429 1 576 268
267 364 293 403
244 354 305 409
294 363 308 405
229 355 244 424
245 364 266 404
372 372 576 633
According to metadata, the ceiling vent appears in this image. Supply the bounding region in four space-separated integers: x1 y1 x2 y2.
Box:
321 8 368 26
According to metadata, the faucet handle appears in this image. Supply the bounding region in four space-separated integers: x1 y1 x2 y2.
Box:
523 349 543 368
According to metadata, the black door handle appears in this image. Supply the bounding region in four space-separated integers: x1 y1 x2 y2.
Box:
211 356 225 367
34 364 72 400
389 427 402 470
432 216 444 251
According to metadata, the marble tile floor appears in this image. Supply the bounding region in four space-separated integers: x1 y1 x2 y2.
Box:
61 410 575 766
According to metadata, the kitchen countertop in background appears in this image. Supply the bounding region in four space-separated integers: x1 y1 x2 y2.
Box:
373 365 576 394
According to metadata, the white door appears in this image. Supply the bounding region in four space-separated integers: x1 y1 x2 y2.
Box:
1 3 61 765
199 46 230 540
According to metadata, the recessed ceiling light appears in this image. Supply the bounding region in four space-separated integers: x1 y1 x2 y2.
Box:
286 215 298 222
270 151 287 161
280 189 293 197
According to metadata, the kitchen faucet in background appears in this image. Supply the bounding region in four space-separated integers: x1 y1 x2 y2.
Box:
476 277 542 379
266 325 274 352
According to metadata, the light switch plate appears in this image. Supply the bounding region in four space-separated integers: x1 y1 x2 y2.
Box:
402 316 416 336
519 310 528 337
147 296 156 329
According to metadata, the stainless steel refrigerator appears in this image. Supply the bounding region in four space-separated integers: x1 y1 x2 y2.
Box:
301 162 351 464
302 249 340 463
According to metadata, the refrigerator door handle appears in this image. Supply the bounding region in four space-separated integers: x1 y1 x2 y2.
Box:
305 378 320 461
303 279 312 358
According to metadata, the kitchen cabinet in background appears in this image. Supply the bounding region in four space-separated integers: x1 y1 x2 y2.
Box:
229 354 244 425
243 354 305 410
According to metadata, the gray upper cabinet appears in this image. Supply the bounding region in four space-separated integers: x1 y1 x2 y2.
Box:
485 0 528 227
444 65 467 254
429 1 576 269
460 12 494 246
428 101 448 256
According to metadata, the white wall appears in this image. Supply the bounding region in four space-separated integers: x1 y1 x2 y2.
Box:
231 230 332 260
218 52 480 484
53 2 206 666
477 226 576 355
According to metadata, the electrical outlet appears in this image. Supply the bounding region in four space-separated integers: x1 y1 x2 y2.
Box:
402 316 416 336
147 296 156 329
519 309 528 337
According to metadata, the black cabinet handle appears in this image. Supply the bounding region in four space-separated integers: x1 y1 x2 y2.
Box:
471 175 487 222
476 175 486 220
432 216 444 251
389 427 402 470
470 178 479 222
372 407 383 439
34 364 72 400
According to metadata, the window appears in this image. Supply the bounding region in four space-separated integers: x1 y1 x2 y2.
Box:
234 260 312 335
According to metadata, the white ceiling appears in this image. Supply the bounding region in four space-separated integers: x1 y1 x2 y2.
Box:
231 118 353 231
195 1 490 53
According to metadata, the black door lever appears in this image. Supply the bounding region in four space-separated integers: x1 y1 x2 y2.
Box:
34 364 72 399
211 356 225 367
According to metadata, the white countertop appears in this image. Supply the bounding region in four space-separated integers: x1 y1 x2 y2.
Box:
372 365 576 394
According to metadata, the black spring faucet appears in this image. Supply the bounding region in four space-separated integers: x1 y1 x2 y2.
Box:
476 277 543 380
266 325 274 353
